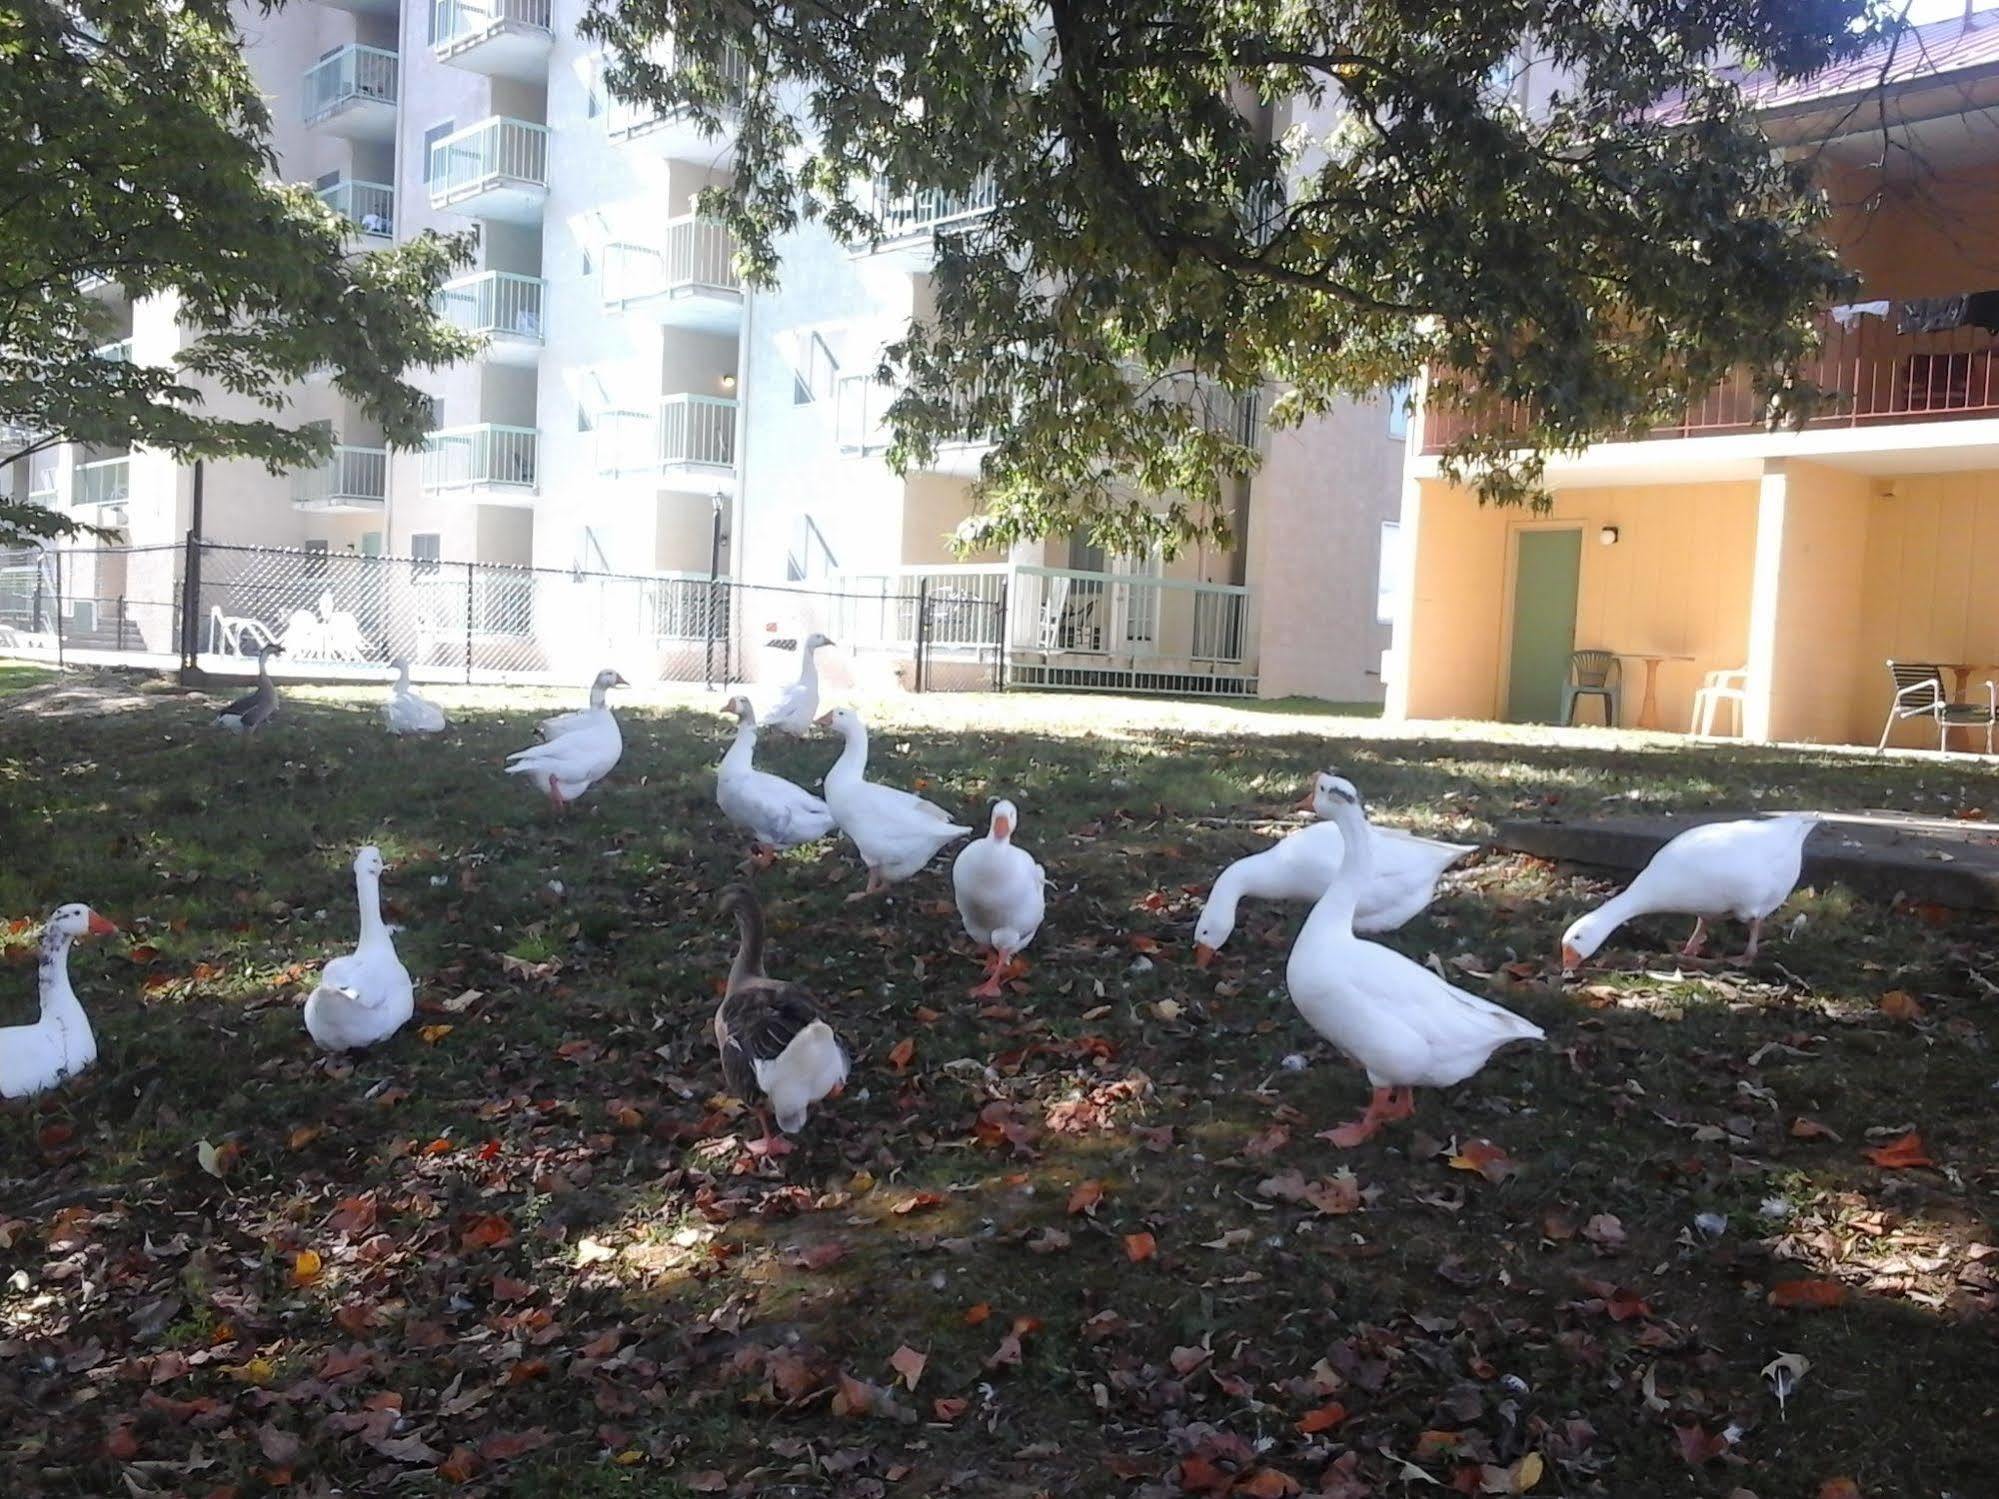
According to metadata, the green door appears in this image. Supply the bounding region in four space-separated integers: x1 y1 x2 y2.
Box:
1505 529 1581 722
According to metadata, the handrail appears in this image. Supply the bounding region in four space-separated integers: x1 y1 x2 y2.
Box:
302 44 399 122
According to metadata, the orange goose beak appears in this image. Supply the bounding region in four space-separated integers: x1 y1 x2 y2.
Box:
1193 942 1215 969
86 911 119 937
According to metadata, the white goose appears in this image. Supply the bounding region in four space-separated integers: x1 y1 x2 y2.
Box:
1560 812 1822 971
383 659 448 736
952 799 1047 997
304 845 414 1052
761 633 833 734
1286 777 1544 1146
1 904 118 1100
716 695 837 867
537 668 628 742
506 669 625 811
1193 778 1476 966
816 707 971 897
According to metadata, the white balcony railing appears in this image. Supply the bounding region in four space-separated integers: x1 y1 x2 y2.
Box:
428 117 549 205
866 174 998 243
434 271 545 342
601 217 741 304
74 457 131 508
431 0 552 49
91 339 135 364
827 562 1254 667
603 41 750 138
302 44 399 123
291 445 388 508
317 179 395 240
421 424 537 492
659 394 736 468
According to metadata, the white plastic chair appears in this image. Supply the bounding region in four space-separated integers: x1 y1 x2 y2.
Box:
1690 667 1748 737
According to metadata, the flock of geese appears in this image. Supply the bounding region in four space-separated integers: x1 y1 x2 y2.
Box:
7 637 1827 1155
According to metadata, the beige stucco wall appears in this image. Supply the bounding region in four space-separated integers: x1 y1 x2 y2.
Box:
1747 461 1871 744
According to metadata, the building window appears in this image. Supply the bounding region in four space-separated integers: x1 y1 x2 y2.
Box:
421 119 456 184
360 531 383 557
303 538 329 577
1385 381 1412 441
1376 520 1402 625
794 333 837 405
411 533 441 574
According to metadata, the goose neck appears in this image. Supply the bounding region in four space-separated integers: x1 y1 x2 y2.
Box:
827 720 867 783
355 868 389 946
38 928 82 1013
721 722 757 772
729 899 767 986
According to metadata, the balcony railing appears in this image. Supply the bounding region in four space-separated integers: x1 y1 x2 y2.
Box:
91 339 135 364
292 445 388 508
74 456 130 508
659 394 736 467
1422 313 1999 454
316 179 395 240
431 0 552 49
428 117 549 205
434 271 545 342
601 217 741 304
302 44 399 123
603 41 750 138
422 424 538 492
866 174 998 243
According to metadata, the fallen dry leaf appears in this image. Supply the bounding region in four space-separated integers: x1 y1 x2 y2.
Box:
887 1037 916 1072
289 1248 322 1286
1769 1278 1849 1310
1863 1131 1935 1169
1124 1231 1157 1262
1877 990 1925 1022
888 1344 927 1391
1449 1138 1519 1182
1297 1402 1347 1434
1067 1179 1106 1216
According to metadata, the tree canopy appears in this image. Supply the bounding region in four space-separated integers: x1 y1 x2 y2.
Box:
0 0 475 544
589 0 1890 556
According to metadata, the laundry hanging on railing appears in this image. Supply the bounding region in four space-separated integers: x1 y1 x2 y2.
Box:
1895 290 1999 335
1829 299 1890 328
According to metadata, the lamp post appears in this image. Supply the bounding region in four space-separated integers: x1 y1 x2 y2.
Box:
705 488 726 689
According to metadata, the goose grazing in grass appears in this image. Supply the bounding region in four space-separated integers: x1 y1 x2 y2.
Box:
714 883 848 1155
952 799 1046 997
1 904 118 1100
1560 812 1823 971
215 643 282 735
537 668 627 742
1286 776 1543 1147
506 669 625 810
304 845 414 1052
716 695 836 868
761 632 833 734
816 707 971 898
383 659 447 736
1192 778 1475 966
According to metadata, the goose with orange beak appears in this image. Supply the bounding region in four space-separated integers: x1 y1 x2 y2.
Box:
815 707 971 898
1 904 119 1099
715 695 836 869
952 799 1047 997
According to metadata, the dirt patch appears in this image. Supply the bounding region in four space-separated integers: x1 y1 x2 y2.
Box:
0 669 193 720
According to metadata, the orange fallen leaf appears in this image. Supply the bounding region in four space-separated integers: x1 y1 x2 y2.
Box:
438 1446 479 1483
1177 1454 1232 1494
287 1126 323 1151
1297 1402 1347 1434
1067 1179 1106 1216
290 1249 322 1286
1237 1470 1301 1498
1123 1231 1157 1263
1769 1278 1848 1310
1817 1480 1863 1499
963 1302 992 1326
888 1344 926 1391
1127 933 1162 954
932 1396 968 1422
1449 1138 1519 1182
1877 990 1925 1021
420 1024 454 1044
892 1190 945 1215
1864 1131 1935 1169
1789 1117 1839 1141
887 1037 916 1072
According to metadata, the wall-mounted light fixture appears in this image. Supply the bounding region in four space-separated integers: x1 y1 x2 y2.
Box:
720 373 737 393
1599 525 1621 547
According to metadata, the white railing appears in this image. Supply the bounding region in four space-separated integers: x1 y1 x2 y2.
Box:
317 179 395 239
74 457 130 508
303 44 398 122
601 217 741 304
659 394 736 468
830 565 1011 650
835 373 892 453
650 571 721 639
92 339 135 364
434 271 545 341
432 0 552 49
867 174 998 243
0 420 36 449
429 117 550 204
421 424 537 491
603 41 750 138
292 445 388 508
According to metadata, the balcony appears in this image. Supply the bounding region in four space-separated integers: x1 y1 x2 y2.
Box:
604 41 749 160
434 271 545 364
598 396 737 485
302 45 399 142
852 174 998 260
91 339 135 364
292 444 388 513
1421 314 1999 458
74 456 130 509
316 179 395 245
431 0 553 82
0 421 36 451
600 217 741 331
317 0 398 14
428 117 549 223
422 423 537 503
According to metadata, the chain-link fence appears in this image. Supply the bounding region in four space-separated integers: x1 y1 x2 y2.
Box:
0 539 1006 693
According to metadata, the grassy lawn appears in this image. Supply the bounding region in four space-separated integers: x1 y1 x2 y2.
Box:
0 661 55 696
2 673 1995 1498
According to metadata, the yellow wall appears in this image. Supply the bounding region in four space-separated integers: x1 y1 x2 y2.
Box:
1750 461 1872 744
1399 478 1760 726
1824 161 1999 300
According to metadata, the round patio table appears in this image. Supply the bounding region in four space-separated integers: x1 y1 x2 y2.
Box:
1620 652 1695 731
1936 663 1994 752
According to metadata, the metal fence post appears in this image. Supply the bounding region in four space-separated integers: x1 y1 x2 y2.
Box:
912 577 929 694
52 547 64 670
463 560 475 685
178 530 201 670
704 575 721 690
993 577 1009 691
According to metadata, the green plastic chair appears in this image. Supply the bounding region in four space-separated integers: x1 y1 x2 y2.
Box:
1560 650 1621 726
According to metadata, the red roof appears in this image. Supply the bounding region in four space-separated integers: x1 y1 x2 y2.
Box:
1723 10 1999 115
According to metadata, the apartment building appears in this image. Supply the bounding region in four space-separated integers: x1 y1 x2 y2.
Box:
11 0 1404 701
1388 9 1999 749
